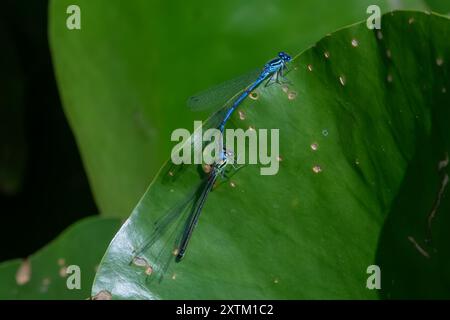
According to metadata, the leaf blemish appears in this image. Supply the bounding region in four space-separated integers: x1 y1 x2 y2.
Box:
59 266 68 278
249 92 259 100
92 290 112 300
132 256 148 267
408 236 430 258
40 277 51 293
313 165 322 174
377 31 383 40
132 256 153 276
288 91 297 100
16 259 31 285
386 49 392 59
57 258 66 267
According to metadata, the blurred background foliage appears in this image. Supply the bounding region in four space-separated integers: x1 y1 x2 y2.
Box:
92 11 450 299
0 1 97 263
0 217 120 299
0 0 447 299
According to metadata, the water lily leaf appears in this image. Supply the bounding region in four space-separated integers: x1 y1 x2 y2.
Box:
92 11 450 299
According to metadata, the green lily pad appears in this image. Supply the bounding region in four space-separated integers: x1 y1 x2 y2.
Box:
49 0 426 218
0 217 120 299
92 11 450 299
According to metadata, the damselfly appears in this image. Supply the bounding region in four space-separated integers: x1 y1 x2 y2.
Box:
131 149 237 282
187 52 292 132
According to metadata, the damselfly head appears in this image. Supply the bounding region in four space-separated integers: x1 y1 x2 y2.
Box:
278 52 292 62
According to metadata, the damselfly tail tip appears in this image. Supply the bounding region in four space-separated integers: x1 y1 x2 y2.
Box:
175 252 185 263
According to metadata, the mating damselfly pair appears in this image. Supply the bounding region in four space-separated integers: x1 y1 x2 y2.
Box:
131 52 292 282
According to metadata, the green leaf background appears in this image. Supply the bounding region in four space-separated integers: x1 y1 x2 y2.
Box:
92 11 450 299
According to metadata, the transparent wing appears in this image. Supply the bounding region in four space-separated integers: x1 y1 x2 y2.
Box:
131 181 202 283
163 104 232 184
186 68 261 111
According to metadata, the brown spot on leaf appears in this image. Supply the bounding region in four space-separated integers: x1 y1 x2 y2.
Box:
92 290 112 300
16 259 31 285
